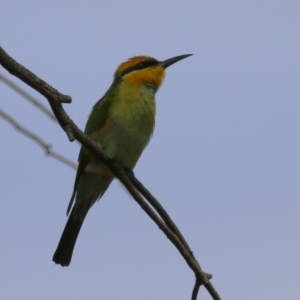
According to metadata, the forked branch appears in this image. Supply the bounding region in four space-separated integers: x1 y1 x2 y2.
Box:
0 46 221 300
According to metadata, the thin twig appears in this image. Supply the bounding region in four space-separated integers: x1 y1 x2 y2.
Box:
0 109 77 170
131 176 195 257
192 278 201 300
0 72 56 121
130 175 212 279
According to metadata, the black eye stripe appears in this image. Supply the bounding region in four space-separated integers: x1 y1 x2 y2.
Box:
121 60 158 76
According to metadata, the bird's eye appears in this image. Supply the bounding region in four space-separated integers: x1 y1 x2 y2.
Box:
137 62 145 68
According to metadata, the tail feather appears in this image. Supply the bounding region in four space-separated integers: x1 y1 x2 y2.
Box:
53 172 113 267
52 211 85 267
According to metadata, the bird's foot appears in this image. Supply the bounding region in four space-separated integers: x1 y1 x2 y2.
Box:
125 167 135 178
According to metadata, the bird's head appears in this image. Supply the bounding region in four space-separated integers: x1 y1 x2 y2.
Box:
114 54 192 91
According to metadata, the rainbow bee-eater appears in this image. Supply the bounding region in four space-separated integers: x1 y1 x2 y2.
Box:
52 54 192 266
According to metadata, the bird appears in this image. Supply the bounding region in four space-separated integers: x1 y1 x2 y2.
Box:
52 54 192 266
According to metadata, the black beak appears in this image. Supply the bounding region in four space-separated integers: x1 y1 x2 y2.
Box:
159 54 193 69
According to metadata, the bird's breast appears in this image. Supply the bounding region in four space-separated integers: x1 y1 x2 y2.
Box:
101 85 156 168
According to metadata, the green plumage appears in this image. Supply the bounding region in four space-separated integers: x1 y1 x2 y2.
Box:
53 66 156 267
52 54 191 267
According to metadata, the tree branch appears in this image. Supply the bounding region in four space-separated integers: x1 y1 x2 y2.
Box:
0 46 221 300
0 72 56 121
0 109 77 170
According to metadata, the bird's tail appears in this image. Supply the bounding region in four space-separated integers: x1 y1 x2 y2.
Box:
52 208 85 267
53 172 113 267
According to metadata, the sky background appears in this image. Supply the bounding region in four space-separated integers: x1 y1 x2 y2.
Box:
1 1 299 299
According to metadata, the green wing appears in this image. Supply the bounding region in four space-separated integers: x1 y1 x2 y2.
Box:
66 81 119 215
79 80 119 156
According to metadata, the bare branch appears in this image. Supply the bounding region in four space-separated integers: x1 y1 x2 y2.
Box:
0 109 77 170
192 278 201 300
0 51 71 104
0 46 221 300
0 72 56 121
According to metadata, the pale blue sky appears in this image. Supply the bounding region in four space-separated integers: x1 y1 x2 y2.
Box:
1 1 299 299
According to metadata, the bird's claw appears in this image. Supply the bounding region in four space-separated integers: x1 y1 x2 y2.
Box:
125 167 135 178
